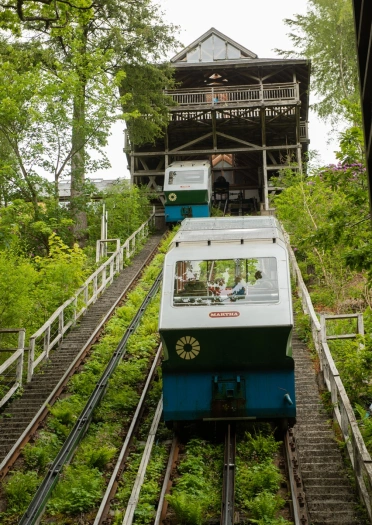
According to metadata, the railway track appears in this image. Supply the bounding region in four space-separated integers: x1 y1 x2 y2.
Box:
97 421 309 525
0 231 165 478
0 231 367 524
18 269 164 524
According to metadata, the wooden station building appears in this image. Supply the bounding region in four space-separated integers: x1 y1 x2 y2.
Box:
125 28 311 213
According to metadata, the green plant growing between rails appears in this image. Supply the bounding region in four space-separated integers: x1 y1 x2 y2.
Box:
236 429 291 525
166 439 223 525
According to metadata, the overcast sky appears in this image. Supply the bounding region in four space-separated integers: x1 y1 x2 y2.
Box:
95 0 339 181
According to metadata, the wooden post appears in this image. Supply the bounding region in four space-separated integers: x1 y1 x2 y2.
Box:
44 325 51 359
261 107 269 211
130 146 135 185
59 310 64 347
295 105 303 173
16 329 25 386
212 109 217 151
28 337 35 382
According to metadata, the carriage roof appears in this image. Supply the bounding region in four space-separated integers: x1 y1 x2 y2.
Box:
172 217 286 245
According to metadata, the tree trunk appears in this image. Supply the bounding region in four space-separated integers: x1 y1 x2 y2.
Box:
70 27 88 245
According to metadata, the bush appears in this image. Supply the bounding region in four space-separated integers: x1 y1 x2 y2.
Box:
166 492 203 525
48 465 104 515
23 431 61 471
4 470 40 513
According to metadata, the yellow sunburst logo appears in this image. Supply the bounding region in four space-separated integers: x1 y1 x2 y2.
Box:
176 336 200 359
168 192 177 202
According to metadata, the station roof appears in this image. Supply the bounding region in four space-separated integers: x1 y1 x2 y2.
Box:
170 27 310 101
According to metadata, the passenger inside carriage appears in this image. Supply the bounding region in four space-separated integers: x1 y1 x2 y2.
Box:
173 257 279 305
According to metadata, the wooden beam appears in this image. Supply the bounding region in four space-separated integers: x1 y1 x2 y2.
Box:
263 150 269 211
132 171 165 176
169 132 213 153
132 144 300 157
212 109 217 150
216 131 260 149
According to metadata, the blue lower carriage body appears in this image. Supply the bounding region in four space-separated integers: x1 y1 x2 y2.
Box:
165 204 210 223
162 370 296 421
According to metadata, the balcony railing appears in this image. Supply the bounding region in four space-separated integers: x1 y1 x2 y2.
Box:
165 82 299 107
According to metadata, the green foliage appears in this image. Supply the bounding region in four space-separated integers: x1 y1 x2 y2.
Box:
274 166 369 309
4 470 40 513
237 463 283 500
48 465 104 515
23 431 61 471
239 431 280 462
1 230 175 520
329 339 372 404
33 233 88 318
166 492 203 525
121 63 176 146
133 445 169 524
247 491 285 521
276 0 359 122
166 439 222 524
87 182 153 244
235 430 289 524
355 404 372 450
80 444 117 470
0 251 37 331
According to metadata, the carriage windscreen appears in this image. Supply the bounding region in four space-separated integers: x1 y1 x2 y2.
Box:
167 170 205 185
173 258 279 306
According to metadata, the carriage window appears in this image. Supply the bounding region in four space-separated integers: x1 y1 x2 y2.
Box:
167 170 205 185
173 258 279 306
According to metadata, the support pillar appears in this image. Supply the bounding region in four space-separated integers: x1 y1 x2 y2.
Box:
261 107 269 211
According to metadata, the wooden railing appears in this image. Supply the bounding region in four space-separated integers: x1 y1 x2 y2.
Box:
0 329 25 408
27 211 155 382
284 230 372 519
0 211 155 406
165 82 299 107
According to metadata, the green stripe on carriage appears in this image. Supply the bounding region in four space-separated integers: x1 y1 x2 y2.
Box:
165 190 209 205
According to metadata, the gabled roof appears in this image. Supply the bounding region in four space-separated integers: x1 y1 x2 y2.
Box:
171 27 258 63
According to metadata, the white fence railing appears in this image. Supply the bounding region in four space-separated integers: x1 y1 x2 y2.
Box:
0 211 155 405
0 329 25 408
285 232 372 520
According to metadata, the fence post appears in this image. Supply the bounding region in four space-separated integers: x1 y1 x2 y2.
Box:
16 329 25 386
357 313 364 336
58 310 64 347
44 325 51 359
28 337 35 382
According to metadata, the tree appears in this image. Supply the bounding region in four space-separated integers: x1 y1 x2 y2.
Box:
0 0 179 242
276 0 359 123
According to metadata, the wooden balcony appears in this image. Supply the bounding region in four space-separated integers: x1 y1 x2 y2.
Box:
164 82 300 108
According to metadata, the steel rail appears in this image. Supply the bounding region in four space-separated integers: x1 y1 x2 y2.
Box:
122 397 163 525
154 436 179 525
284 428 310 525
0 235 164 480
19 271 163 525
221 424 236 525
93 344 163 524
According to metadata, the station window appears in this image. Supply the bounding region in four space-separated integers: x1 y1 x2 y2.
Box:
173 258 279 306
186 35 241 62
167 170 205 185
